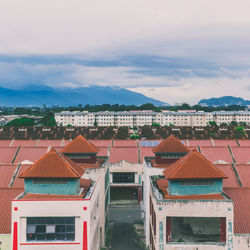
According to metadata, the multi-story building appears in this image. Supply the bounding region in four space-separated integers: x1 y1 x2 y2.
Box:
12 135 109 250
55 110 250 127
60 135 110 246
109 160 143 203
143 135 234 249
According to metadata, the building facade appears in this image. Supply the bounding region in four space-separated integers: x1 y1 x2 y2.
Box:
55 110 250 127
11 135 110 250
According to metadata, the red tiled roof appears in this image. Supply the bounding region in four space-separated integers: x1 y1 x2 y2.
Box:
188 139 212 147
0 164 18 187
14 147 48 164
0 140 11 147
238 139 250 147
213 140 238 147
224 187 250 234
163 150 228 180
97 146 108 157
0 147 19 164
234 164 250 187
0 188 24 233
153 135 190 154
37 140 63 147
231 146 250 164
214 164 239 188
200 146 233 164
89 140 112 147
140 147 155 163
20 193 85 200
110 146 138 164
12 140 37 147
61 135 99 154
156 179 168 196
77 159 105 169
113 140 137 147
11 164 31 188
20 148 85 178
150 159 172 168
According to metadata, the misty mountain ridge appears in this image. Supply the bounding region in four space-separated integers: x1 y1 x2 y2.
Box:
198 96 250 107
0 85 165 106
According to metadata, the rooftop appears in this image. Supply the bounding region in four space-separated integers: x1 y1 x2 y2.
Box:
0 188 24 234
224 187 250 234
20 148 85 178
153 134 190 154
61 135 99 154
163 150 227 180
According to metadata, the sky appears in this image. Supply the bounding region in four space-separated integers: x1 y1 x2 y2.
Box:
0 0 250 105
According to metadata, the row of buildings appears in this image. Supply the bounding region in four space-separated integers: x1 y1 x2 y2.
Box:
0 135 249 249
55 110 250 127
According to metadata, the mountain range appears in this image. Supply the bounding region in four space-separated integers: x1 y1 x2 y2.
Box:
198 96 250 107
0 85 165 106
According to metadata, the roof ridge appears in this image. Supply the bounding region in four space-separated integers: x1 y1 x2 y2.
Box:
164 150 227 179
153 134 190 154
55 150 81 177
20 148 53 177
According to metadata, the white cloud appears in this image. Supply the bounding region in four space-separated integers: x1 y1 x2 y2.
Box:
0 0 250 61
129 77 250 105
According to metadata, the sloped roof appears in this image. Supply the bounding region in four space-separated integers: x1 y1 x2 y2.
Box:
163 150 227 180
61 135 99 154
19 148 85 178
224 187 250 234
152 134 190 154
77 159 105 169
0 188 24 234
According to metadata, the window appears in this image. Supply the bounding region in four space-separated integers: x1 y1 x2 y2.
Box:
167 217 223 243
112 172 135 183
26 217 75 241
32 179 68 185
179 179 215 186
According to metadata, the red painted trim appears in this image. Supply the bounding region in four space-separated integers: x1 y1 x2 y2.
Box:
13 222 18 250
13 199 91 201
20 242 81 245
83 221 88 250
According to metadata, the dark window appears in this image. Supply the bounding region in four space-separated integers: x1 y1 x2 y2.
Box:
179 179 215 186
112 172 135 183
26 217 75 242
167 217 223 243
32 179 68 185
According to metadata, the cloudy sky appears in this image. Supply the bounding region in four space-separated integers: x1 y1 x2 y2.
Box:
1 0 250 104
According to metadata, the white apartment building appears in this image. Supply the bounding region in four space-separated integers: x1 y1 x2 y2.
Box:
55 110 250 127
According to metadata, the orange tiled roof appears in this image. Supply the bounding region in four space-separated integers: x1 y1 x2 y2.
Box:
156 179 168 196
19 148 85 178
20 193 85 200
0 188 24 234
77 159 105 169
61 135 99 154
163 192 224 200
163 150 228 180
152 134 190 154
150 159 172 168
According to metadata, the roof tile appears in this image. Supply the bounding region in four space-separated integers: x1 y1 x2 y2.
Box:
153 134 190 154
163 150 228 179
61 135 99 154
19 148 84 178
